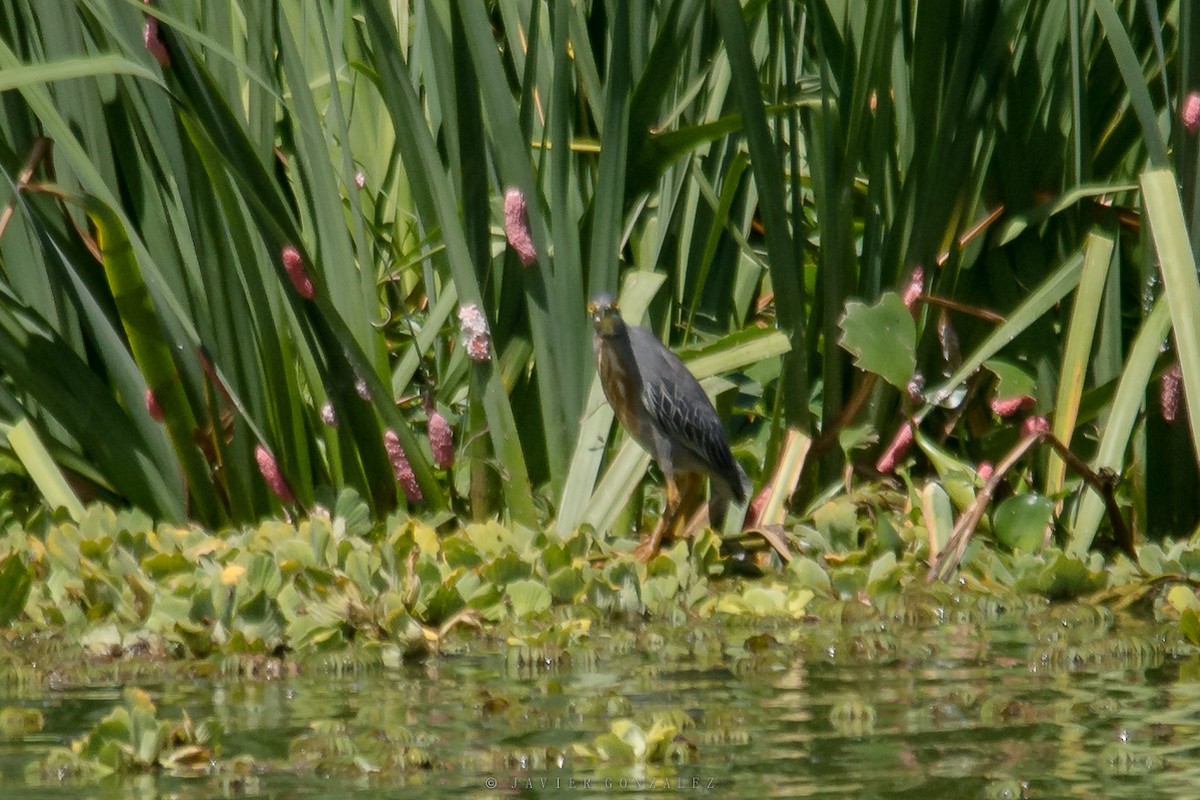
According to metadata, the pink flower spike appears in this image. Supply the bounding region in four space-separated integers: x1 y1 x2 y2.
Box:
458 303 492 362
255 444 297 504
354 171 366 190
977 461 994 482
1020 415 1050 439
465 333 491 362
384 429 423 503
1161 363 1183 424
504 188 537 266
145 388 164 422
427 409 455 469
1183 91 1200 135
876 421 914 474
143 14 170 67
989 394 1035 418
281 245 315 300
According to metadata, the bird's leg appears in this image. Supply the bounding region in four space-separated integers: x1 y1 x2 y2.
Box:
672 473 704 540
636 475 680 562
638 474 707 562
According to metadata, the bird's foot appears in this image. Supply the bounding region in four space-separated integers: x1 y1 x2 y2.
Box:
633 539 659 563
635 522 668 563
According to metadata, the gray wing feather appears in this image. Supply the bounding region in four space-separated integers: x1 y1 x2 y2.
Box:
629 327 747 501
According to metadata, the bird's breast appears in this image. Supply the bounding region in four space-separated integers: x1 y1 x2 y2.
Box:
597 340 648 443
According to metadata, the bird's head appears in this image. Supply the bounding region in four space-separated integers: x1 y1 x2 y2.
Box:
588 294 625 338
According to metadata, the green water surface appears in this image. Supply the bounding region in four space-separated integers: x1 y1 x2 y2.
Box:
0 595 1195 799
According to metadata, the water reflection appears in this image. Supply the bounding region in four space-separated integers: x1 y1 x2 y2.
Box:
0 600 1195 799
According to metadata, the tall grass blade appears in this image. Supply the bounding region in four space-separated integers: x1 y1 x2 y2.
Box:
1142 169 1200 463
6 417 84 521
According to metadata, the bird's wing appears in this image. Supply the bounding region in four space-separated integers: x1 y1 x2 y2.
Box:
631 328 746 500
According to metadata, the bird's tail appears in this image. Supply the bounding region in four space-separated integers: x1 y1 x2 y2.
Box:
710 464 751 529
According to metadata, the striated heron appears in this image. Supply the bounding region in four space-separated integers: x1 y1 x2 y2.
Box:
589 294 750 559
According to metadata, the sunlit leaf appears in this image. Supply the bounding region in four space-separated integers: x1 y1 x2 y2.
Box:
838 293 916 390
506 579 551 617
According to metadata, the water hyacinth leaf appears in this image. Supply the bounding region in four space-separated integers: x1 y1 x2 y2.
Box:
505 579 551 618
547 567 586 602
984 359 1037 402
1013 550 1107 599
0 554 32 627
838 293 915 390
1166 584 1200 614
994 494 1054 553
787 557 833 592
1181 610 1200 646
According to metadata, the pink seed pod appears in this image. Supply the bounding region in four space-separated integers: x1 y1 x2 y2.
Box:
1020 415 1050 438
989 394 1035 417
876 421 914 474
504 188 537 266
977 461 994 482
901 266 924 315
384 429 423 503
142 3 170 67
145 388 164 422
255 444 296 504
427 409 454 469
1161 363 1183 424
281 245 315 300
320 402 338 427
1183 91 1200 135
465 333 490 362
458 303 492 362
